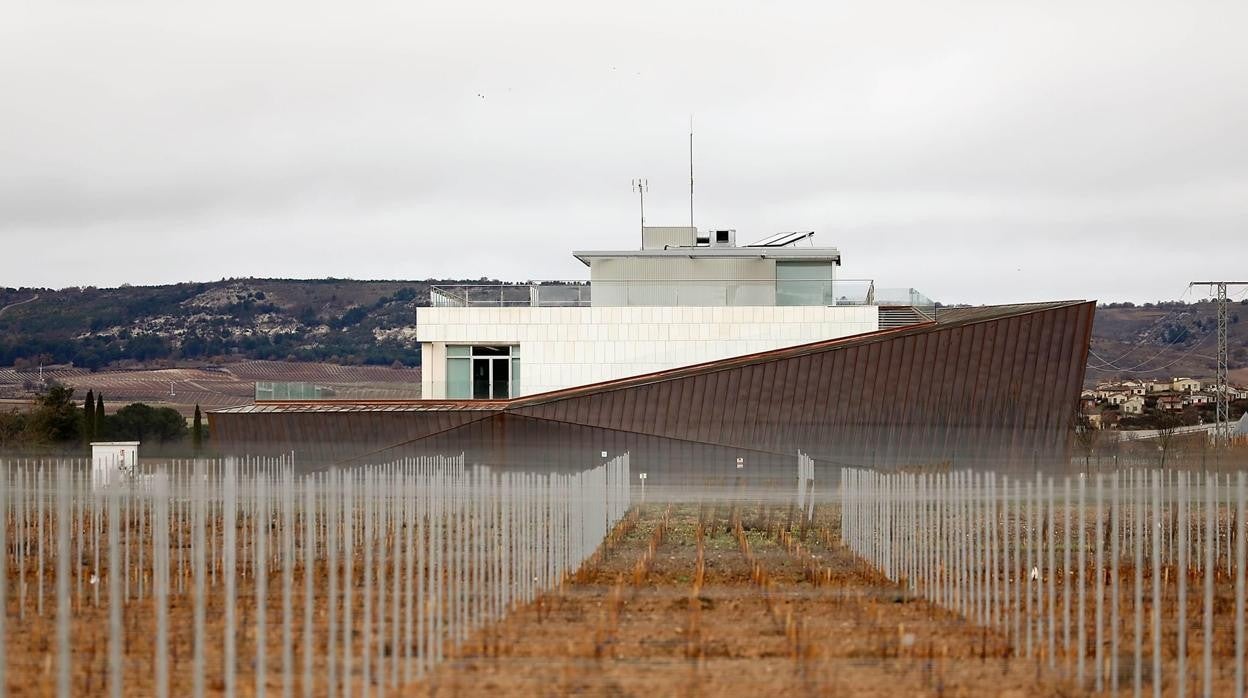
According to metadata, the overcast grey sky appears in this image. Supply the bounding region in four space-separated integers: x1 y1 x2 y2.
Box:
2 1 1245 304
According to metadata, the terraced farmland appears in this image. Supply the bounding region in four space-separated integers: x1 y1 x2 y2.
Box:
0 362 422 417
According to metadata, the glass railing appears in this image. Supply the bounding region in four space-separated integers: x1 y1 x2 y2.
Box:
873 287 936 320
429 279 895 308
430 283 591 308
255 381 423 401
412 379 523 402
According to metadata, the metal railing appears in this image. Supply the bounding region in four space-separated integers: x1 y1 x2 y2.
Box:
428 279 922 309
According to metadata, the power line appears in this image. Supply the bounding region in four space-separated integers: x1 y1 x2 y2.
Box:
1088 318 1204 372
1087 283 1241 373
1088 335 1193 372
1093 285 1194 367
1086 331 1213 374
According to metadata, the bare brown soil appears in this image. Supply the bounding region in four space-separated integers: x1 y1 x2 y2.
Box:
5 501 1244 696
412 503 1070 697
6 554 382 696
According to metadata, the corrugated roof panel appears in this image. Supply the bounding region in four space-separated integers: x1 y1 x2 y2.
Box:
210 300 1096 467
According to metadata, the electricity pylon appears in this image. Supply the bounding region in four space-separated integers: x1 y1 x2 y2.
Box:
1190 281 1248 445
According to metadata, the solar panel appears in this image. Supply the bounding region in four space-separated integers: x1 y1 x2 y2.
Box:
746 231 814 247
746 232 789 246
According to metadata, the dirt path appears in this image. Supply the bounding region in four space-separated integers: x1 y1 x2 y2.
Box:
0 293 39 318
412 503 1070 697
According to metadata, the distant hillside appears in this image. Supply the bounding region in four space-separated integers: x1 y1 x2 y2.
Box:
0 278 486 369
1088 300 1248 386
3 283 1245 383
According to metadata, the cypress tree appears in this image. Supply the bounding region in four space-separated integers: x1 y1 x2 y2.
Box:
95 393 105 440
83 389 96 443
192 404 203 451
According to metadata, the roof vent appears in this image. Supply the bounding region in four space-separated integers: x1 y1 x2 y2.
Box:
709 229 736 247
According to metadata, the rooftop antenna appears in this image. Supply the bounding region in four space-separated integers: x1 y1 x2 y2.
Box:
688 115 695 230
631 178 648 247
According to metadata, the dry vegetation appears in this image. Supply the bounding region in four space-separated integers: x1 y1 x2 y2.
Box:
414 500 1092 697
5 469 1248 696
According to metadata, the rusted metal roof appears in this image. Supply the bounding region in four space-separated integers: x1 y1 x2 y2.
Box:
214 400 507 414
208 406 496 464
210 300 1095 469
504 299 1094 466
505 300 1086 408
932 301 1090 324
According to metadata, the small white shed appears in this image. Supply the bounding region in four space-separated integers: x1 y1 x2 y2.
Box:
90 441 140 488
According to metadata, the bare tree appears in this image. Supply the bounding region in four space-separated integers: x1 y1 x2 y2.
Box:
1155 414 1181 468
1072 408 1102 470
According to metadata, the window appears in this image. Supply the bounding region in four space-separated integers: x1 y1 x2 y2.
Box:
446 346 471 398
776 261 834 306
446 345 519 399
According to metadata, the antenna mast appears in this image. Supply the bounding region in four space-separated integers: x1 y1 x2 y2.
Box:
631 178 648 246
688 116 695 229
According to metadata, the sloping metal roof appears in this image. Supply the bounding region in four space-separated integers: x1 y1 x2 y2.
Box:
214 301 1084 417
505 300 1094 464
214 400 507 414
931 301 1090 324
506 299 1086 408
211 299 1096 468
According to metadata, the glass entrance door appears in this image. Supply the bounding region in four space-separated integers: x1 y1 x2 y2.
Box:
447 345 520 399
490 356 509 399
471 357 492 399
470 346 512 399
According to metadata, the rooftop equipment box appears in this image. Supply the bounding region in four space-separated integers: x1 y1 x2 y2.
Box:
641 226 696 249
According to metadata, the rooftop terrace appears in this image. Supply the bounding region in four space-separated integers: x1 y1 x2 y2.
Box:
429 280 934 316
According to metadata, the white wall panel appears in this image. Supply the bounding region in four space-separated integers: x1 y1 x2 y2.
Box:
417 305 878 397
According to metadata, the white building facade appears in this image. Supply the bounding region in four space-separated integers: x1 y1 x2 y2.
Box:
416 228 930 400
418 304 878 398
